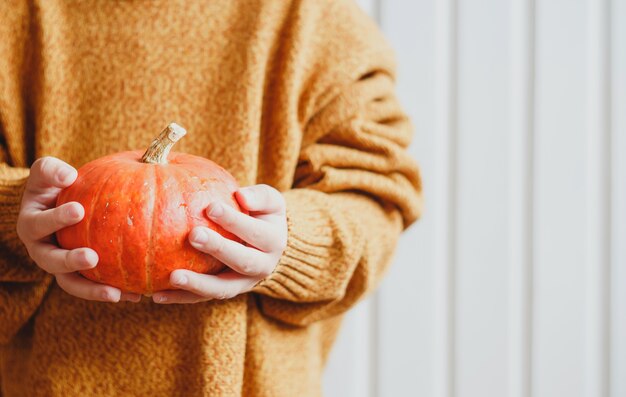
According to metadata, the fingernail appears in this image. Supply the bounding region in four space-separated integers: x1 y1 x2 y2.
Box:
56 167 75 184
208 203 224 218
173 274 187 286
192 229 209 244
66 204 82 220
155 295 167 303
102 290 112 301
83 254 97 269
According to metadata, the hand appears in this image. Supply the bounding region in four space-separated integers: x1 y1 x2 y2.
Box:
16 157 141 303
152 184 288 304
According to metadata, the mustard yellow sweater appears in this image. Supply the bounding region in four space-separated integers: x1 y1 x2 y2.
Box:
0 0 422 395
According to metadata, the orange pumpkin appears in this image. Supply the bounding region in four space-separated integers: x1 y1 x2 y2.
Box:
56 123 244 295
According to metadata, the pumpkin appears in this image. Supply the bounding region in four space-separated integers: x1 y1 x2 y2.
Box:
56 123 245 295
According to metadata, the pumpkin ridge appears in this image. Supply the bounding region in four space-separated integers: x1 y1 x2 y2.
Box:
56 159 112 249
144 165 158 294
115 170 136 292
91 166 132 291
168 166 192 273
184 168 205 273
85 167 119 283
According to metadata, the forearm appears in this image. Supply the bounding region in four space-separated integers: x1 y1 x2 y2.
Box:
249 56 423 325
253 189 408 326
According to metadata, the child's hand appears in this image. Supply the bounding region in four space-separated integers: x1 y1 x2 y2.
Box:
152 184 287 304
16 157 142 302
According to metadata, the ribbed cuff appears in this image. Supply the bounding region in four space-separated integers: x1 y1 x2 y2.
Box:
252 189 361 303
0 165 29 249
0 165 46 281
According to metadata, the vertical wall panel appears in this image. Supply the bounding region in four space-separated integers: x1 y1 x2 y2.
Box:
324 0 623 396
533 0 588 396
508 0 535 396
585 0 611 396
611 1 626 396
323 300 375 397
432 0 458 395
376 0 437 396
454 1 511 396
354 0 378 18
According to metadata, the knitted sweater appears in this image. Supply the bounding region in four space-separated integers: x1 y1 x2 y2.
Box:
0 0 422 396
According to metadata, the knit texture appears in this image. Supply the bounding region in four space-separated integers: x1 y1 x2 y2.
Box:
0 0 423 396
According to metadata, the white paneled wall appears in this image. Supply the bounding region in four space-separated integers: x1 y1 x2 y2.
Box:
323 0 625 396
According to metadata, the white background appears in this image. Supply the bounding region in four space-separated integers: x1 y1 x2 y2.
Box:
323 0 625 396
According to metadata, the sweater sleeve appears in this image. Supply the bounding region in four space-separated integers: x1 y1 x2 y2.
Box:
0 163 53 345
252 1 423 325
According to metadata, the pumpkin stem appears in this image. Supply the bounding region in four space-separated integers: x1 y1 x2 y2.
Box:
141 123 187 165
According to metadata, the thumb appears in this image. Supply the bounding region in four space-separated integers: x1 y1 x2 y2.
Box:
23 157 77 209
235 184 286 215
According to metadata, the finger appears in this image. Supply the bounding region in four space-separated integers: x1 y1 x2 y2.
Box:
55 272 123 302
235 184 286 215
120 292 142 302
22 157 78 209
22 202 84 241
152 290 205 304
206 202 283 252
32 245 98 274
27 156 77 191
167 269 259 300
189 226 275 277
23 157 77 209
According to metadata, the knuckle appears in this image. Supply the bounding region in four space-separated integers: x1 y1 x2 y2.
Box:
32 157 51 173
33 213 54 236
242 255 270 278
239 256 256 276
210 237 226 256
32 218 45 238
249 225 262 242
55 204 75 226
98 287 119 302
63 250 78 272
32 157 55 180
216 288 233 300
186 276 200 291
52 207 65 227
98 289 110 301
61 259 74 274
220 213 236 228
17 213 36 240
